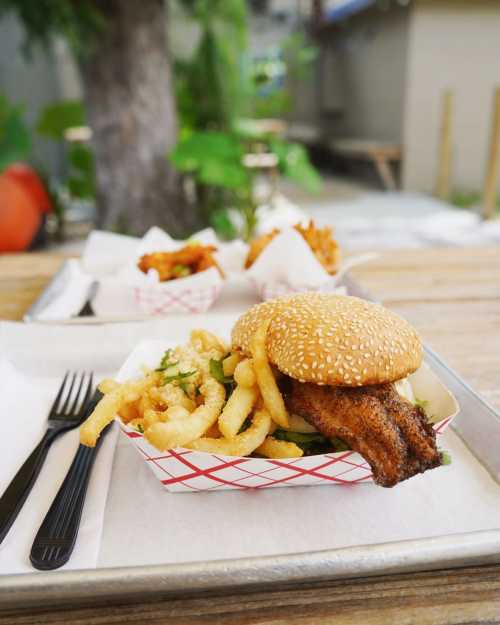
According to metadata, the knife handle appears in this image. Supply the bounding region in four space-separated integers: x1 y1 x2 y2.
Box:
30 443 99 570
0 431 54 545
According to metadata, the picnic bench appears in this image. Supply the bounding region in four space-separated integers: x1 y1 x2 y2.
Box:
329 138 402 191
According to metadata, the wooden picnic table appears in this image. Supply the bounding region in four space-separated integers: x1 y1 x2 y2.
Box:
1 246 500 624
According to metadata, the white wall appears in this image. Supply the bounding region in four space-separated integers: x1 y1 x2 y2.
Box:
321 3 410 142
403 0 500 194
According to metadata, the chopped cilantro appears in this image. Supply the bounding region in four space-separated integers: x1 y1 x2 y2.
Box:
273 430 351 455
441 450 452 465
209 358 235 399
135 422 144 434
156 349 179 372
172 264 191 278
415 397 429 412
163 370 196 385
209 358 234 384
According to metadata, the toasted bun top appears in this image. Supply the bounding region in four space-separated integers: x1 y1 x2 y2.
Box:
231 293 422 386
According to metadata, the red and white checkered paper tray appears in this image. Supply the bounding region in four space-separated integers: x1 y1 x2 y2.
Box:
115 339 459 493
93 227 227 316
245 228 377 302
131 268 223 315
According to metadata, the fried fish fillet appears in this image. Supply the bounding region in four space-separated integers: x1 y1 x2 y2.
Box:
285 380 441 487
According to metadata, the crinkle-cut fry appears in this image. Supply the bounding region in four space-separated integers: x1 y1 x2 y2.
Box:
222 352 242 377
188 409 272 457
145 377 225 451
233 358 256 388
80 376 155 447
250 320 289 428
255 436 304 459
218 385 258 439
190 329 227 355
283 413 318 433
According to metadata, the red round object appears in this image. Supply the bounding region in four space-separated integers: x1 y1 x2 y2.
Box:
3 163 52 214
0 175 42 252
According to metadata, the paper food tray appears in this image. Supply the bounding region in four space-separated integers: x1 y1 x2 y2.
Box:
115 339 459 493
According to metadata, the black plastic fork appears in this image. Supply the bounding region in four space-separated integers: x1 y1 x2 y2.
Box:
30 392 108 571
0 372 94 546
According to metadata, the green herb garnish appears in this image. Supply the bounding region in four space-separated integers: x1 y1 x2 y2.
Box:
209 358 234 384
415 397 429 412
209 358 235 399
172 264 191 278
156 349 179 372
272 430 350 455
135 423 144 434
163 370 197 385
441 450 452 465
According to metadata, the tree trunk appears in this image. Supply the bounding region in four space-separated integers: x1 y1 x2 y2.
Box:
80 0 202 237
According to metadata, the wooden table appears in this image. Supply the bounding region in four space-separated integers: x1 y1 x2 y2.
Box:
1 247 500 625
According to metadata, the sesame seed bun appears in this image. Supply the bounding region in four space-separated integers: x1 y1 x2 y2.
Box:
231 293 422 387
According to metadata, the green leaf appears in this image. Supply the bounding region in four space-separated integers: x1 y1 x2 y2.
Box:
67 143 95 199
441 450 452 465
169 131 249 190
0 94 31 171
156 349 179 372
163 370 197 385
36 100 86 139
414 397 429 412
273 429 350 455
270 139 322 194
209 358 233 384
209 208 238 240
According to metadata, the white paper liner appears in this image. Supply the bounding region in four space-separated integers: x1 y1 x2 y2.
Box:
245 228 377 301
114 340 459 493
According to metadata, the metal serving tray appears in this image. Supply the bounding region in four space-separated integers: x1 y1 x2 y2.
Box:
2 270 500 610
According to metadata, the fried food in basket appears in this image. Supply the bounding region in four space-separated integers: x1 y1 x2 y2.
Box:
79 294 446 485
138 244 224 282
231 293 445 487
79 327 325 461
245 220 340 274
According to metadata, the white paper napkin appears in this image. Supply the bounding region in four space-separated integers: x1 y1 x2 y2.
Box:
33 259 94 322
0 358 118 574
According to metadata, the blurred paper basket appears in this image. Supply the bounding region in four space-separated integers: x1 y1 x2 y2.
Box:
248 277 348 302
116 341 459 493
132 267 224 315
247 247 379 302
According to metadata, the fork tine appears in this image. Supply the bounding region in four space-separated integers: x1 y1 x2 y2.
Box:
48 372 70 418
67 373 86 416
59 373 77 416
77 373 94 420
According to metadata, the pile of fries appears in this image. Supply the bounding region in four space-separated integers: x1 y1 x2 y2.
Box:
245 220 341 275
80 326 327 459
138 244 224 282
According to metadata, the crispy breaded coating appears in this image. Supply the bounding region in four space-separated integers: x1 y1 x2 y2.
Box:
138 245 224 282
285 380 441 487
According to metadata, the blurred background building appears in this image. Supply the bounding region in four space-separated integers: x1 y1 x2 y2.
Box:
1 0 500 251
